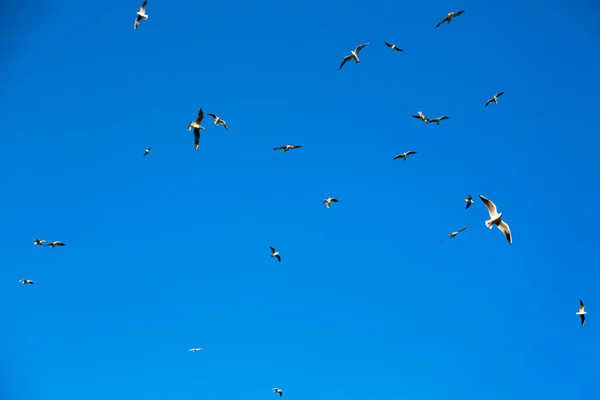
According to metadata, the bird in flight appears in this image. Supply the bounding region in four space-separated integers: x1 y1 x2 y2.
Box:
46 241 66 248
134 1 148 30
427 116 449 125
479 195 512 244
393 151 417 161
269 247 281 262
207 113 228 130
384 41 403 52
188 108 206 150
464 195 473 209
323 197 339 208
485 91 505 107
189 348 203 352
339 43 370 70
441 226 470 243
436 10 465 28
19 279 34 285
34 238 45 247
144 148 151 156
272 388 283 397
273 144 302 152
411 111 429 123
576 300 587 327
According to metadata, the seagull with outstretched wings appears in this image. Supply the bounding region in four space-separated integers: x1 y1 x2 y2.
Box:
436 10 465 28
485 91 505 107
441 226 470 243
339 43 370 70
134 1 148 30
188 108 206 150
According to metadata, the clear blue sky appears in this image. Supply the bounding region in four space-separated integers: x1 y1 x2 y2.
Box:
1 0 600 399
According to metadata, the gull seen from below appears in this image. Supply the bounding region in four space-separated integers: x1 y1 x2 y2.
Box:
144 148 151 156
464 195 473 209
428 116 449 125
46 241 66 248
576 300 587 327
272 388 283 397
384 41 404 52
485 91 505 107
323 197 339 208
435 10 465 28
411 111 429 123
133 1 148 30
188 108 206 150
338 43 370 70
34 238 45 247
207 113 228 130
479 195 512 244
19 279 34 285
189 348 203 352
441 226 470 243
273 144 302 152
393 151 417 161
269 247 281 262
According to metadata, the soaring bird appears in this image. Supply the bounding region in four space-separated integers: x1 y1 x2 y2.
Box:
273 144 302 152
464 195 474 209
144 148 151 156
134 1 148 30
339 43 370 70
269 246 281 262
411 111 429 122
272 388 283 397
441 226 470 243
479 195 512 244
19 279 34 285
384 41 404 52
323 197 339 208
188 108 206 150
34 238 45 247
207 113 228 130
485 91 505 107
46 241 66 248
189 348 204 352
435 10 465 28
427 116 449 125
393 151 417 161
576 300 587 327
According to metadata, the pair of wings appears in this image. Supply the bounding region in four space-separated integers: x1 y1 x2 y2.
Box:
435 10 465 27
393 151 416 160
339 43 370 70
384 42 403 51
485 92 505 107
428 116 449 123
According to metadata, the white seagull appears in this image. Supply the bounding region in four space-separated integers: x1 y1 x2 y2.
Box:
134 1 148 30
410 111 429 122
464 195 473 209
188 108 206 150
34 238 45 246
273 144 302 152
207 113 228 130
144 148 151 156
576 300 587 327
272 388 283 397
46 241 66 248
189 348 204 352
269 246 281 262
323 197 339 208
479 195 512 244
436 10 465 28
485 91 505 107
339 43 370 70
19 279 34 285
393 151 417 161
384 41 404 52
427 116 449 125
441 226 470 243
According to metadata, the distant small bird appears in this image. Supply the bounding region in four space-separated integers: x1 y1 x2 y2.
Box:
576 300 587 327
464 195 474 209
441 226 470 243
188 108 206 150
273 144 302 152
189 348 203 352
34 238 45 247
269 246 281 262
134 0 148 30
272 388 283 397
144 148 151 156
485 91 505 107
427 116 449 125
19 279 34 285
46 241 66 248
436 10 465 28
384 41 404 52
339 43 370 70
411 111 429 122
207 113 228 130
323 197 339 208
393 151 417 161
479 195 512 244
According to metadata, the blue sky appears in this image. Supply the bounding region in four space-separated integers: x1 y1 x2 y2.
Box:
1 0 600 399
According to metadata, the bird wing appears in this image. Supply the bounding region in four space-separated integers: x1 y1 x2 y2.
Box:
479 195 499 218
56 242 66 246
440 234 452 243
580 300 585 312
392 154 401 160
355 43 370 54
194 128 200 150
196 108 204 124
134 16 142 29
457 226 470 233
384 41 393 48
581 313 586 327
339 55 353 70
394 47 404 52
497 221 512 244
454 10 465 17
496 91 505 98
220 120 228 130
276 255 281 262
465 201 472 209
273 146 284 151
439 116 449 120
485 98 493 107
207 113 217 120
331 198 339 202
406 151 417 156
292 145 302 149
269 246 276 254
436 16 449 27
140 0 147 12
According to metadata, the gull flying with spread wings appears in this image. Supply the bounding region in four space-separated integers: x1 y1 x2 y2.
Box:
207 113 228 130
144 148 151 156
273 144 302 152
384 41 404 52
479 195 512 244
272 388 283 397
428 116 449 125
19 279 34 285
464 195 474 209
436 10 465 28
189 348 203 352
188 108 206 150
393 151 417 161
411 111 429 123
269 247 281 262
46 241 66 248
134 1 148 30
323 197 339 208
485 91 505 107
441 226 470 243
34 238 45 247
339 43 370 70
576 300 587 327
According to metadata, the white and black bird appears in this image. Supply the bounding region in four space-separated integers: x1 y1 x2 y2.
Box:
384 41 404 52
19 279 34 285
189 348 204 352
479 195 512 244
339 43 370 70
464 195 474 209
133 1 148 30
273 144 302 152
272 388 283 397
441 226 470 243
34 238 45 247
45 241 66 248
207 113 228 130
576 300 587 327
427 116 449 125
323 197 339 208
144 148 151 156
393 151 417 161
436 10 465 27
269 246 281 262
188 108 206 150
485 91 505 107
411 111 429 122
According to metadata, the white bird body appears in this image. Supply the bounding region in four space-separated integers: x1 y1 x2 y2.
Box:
323 197 339 208
134 1 148 30
338 43 370 70
189 348 203 352
269 246 281 262
272 388 283 397
577 300 587 326
479 195 512 244
19 279 34 284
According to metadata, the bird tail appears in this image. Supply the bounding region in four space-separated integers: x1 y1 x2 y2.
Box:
485 219 494 229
